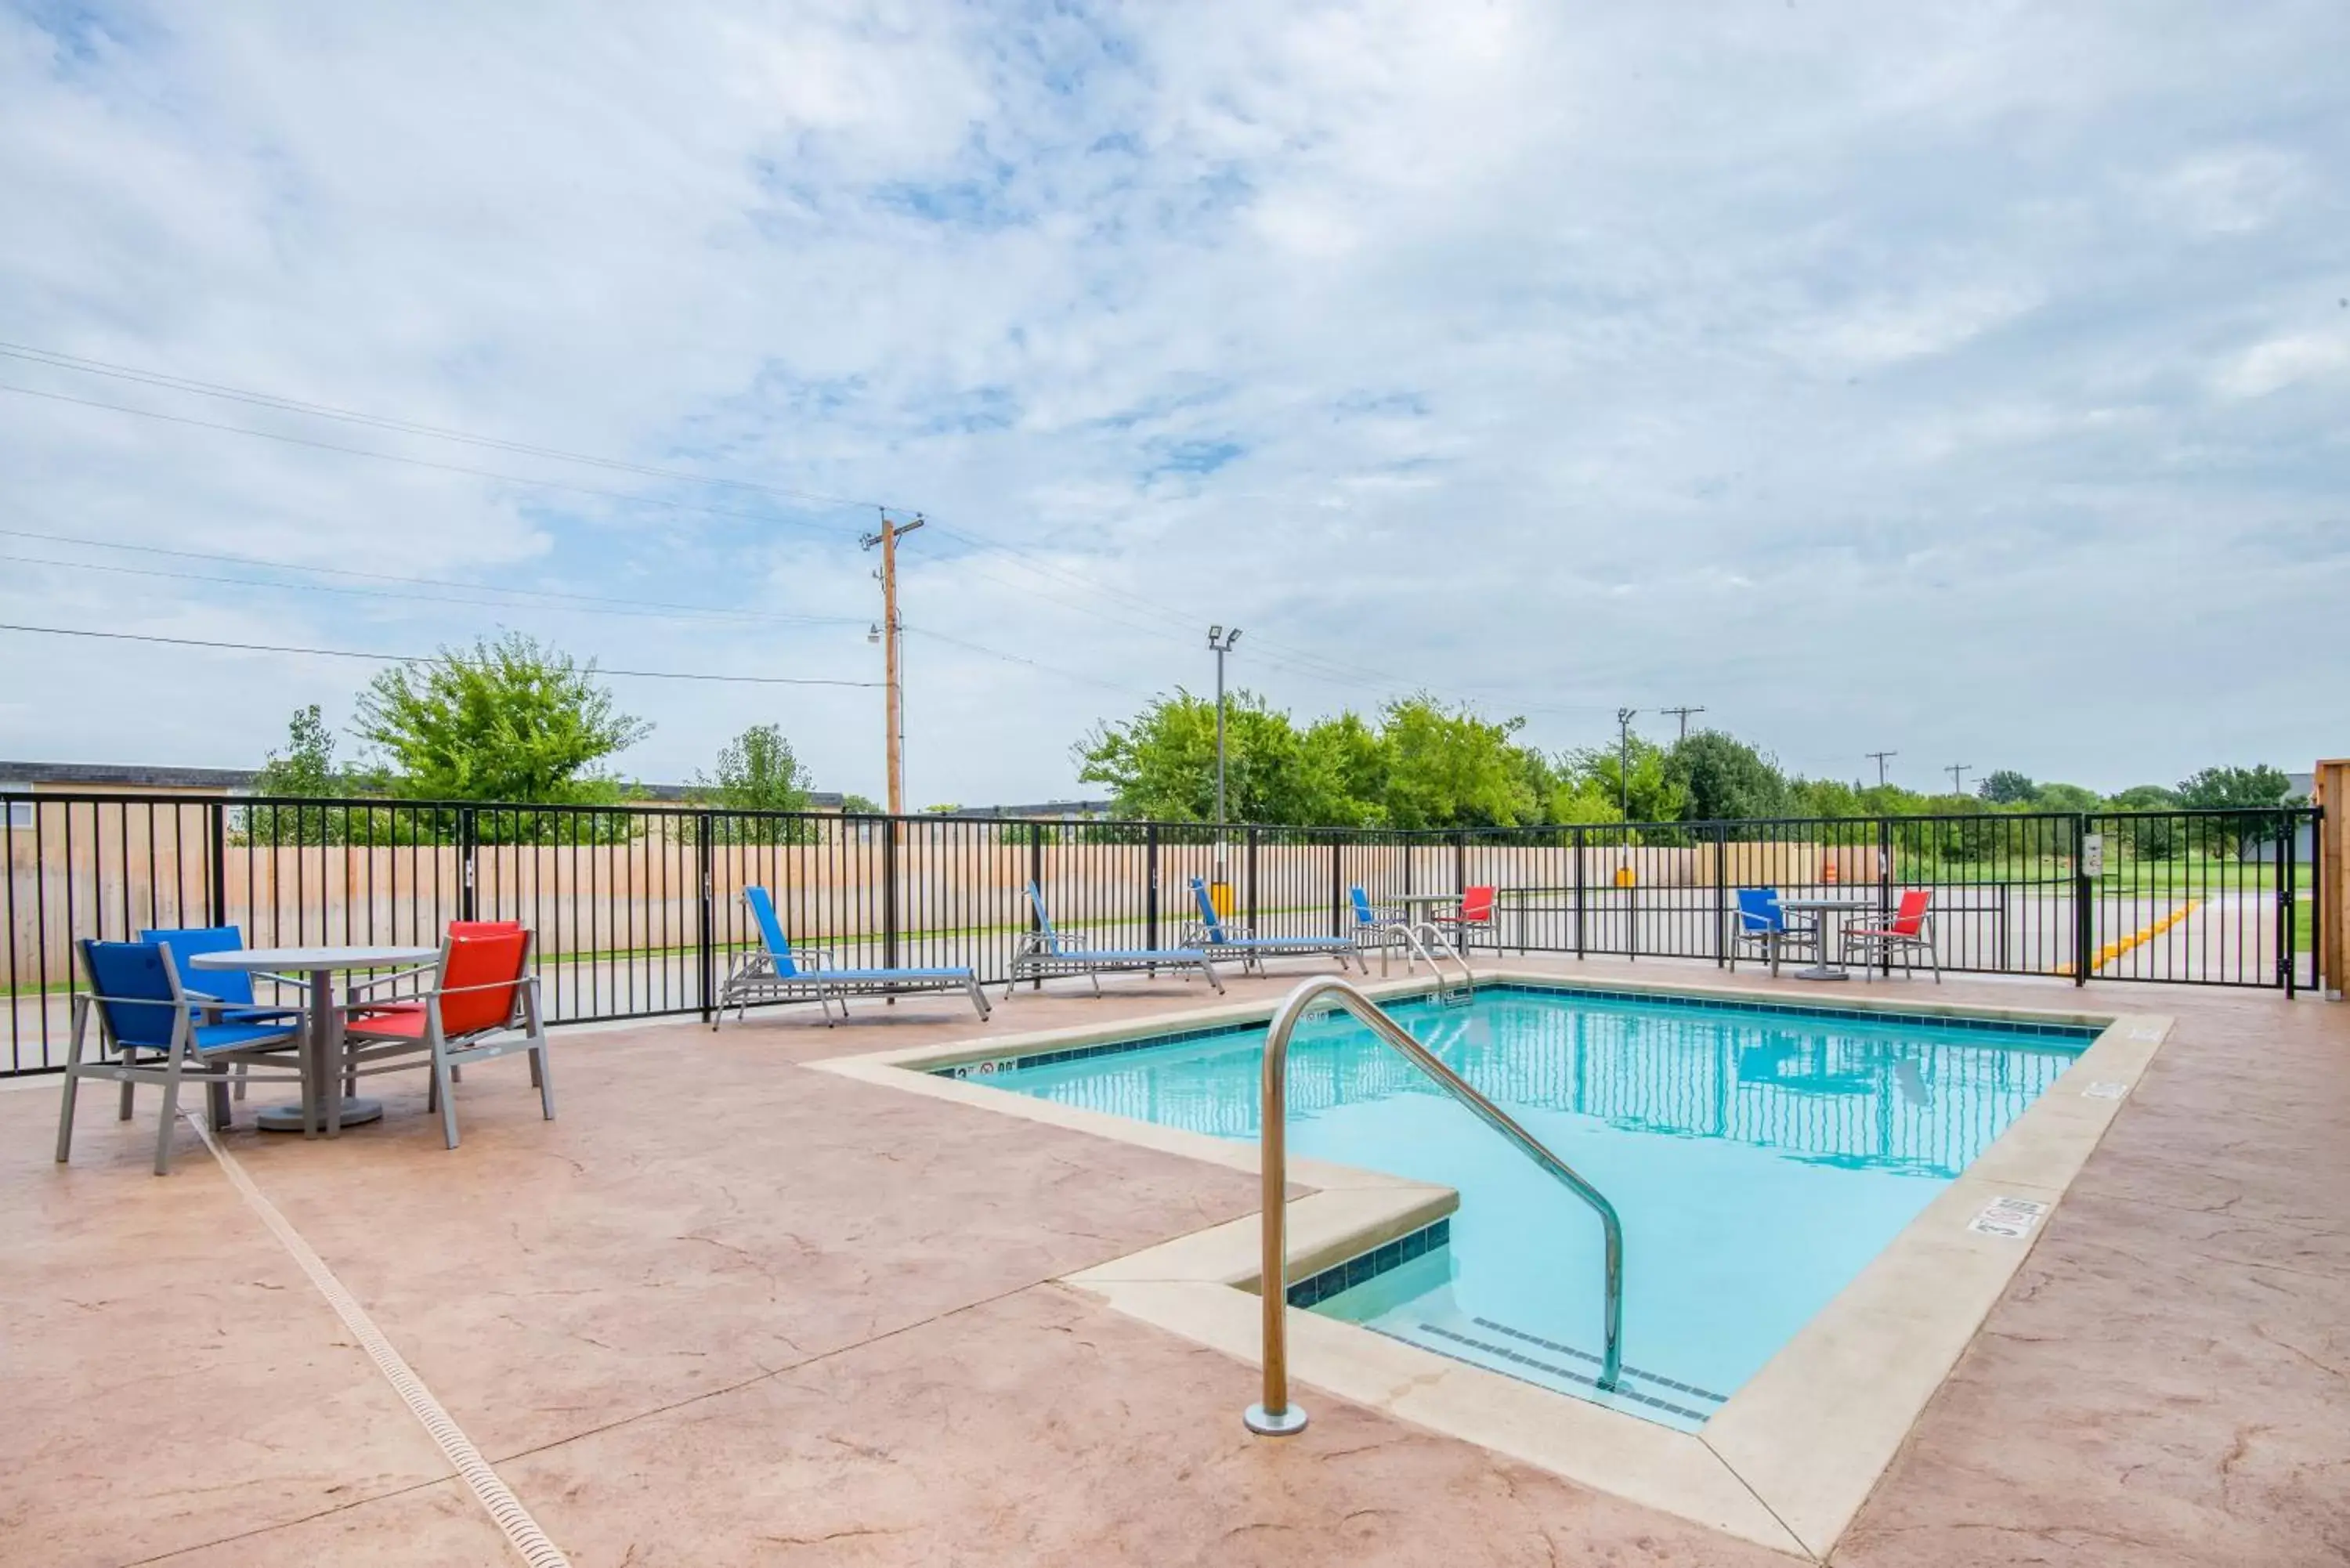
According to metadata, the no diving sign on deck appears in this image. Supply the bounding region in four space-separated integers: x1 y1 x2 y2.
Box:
1968 1196 2050 1241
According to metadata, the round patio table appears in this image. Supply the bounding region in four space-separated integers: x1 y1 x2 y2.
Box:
1778 898 1875 981
1388 891 1465 921
190 945 437 1133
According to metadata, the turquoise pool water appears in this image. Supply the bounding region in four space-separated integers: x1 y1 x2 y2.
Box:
970 984 2092 1429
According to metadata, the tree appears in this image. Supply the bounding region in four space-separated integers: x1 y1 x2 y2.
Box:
839 792 882 815
2177 764 2301 859
2176 764 2296 811
1979 769 2037 805
1571 738 1688 826
695 724 813 843
2030 782 2101 815
1665 731 1789 822
1076 688 1326 824
253 705 340 798
244 704 345 845
352 634 650 806
1375 697 1539 829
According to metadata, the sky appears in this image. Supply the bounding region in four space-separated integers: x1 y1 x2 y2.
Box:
2 1 2345 806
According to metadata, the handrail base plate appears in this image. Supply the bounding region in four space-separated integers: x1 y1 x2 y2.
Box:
1244 1402 1310 1436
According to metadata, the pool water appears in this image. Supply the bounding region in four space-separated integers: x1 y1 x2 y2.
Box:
974 985 2092 1429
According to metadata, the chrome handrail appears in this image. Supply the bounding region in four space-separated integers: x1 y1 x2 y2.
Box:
1244 976 1625 1436
1401 919 1474 999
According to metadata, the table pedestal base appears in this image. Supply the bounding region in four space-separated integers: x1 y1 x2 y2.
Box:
257 1098 385 1133
1791 966 1850 982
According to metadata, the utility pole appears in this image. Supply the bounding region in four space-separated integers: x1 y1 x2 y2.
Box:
860 511 924 816
1208 626 1242 893
1616 709 1638 818
1947 762 1971 798
1866 750 1897 789
1660 705 1705 742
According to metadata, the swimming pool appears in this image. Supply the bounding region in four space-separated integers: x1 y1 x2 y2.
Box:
964 983 2095 1429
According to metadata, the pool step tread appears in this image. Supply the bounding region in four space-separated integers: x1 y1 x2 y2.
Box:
1412 1319 1722 1425
1466 1316 1729 1404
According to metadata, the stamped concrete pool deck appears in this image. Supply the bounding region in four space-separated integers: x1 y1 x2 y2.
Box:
3 959 2345 1566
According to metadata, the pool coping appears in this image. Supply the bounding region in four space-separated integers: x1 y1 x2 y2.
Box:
806 965 2171 1562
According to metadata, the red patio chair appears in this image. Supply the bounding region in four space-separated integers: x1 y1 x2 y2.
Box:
1433 885 1498 952
1842 890 1940 983
342 927 554 1147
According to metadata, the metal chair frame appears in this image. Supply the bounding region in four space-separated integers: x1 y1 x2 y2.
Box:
55 940 307 1176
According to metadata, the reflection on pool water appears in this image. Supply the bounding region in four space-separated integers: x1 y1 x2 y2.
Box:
974 985 2092 1429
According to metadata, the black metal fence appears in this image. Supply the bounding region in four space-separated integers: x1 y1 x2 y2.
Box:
3 791 2322 1075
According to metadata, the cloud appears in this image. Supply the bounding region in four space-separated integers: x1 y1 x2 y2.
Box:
2 1 2346 800
2214 330 2350 400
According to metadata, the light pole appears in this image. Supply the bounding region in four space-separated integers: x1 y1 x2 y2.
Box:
1616 708 1638 819
1209 626 1242 895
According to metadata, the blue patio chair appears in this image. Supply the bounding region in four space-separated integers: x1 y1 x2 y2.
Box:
1348 885 1414 975
141 926 305 1102
57 939 308 1175
1184 877 1362 976
138 927 302 1023
1727 888 1820 978
1007 883 1225 998
714 887 991 1028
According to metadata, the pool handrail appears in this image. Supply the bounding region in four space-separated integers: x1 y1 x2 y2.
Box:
1244 976 1625 1436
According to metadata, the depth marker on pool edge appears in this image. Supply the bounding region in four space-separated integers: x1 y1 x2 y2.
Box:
185 1112 573 1568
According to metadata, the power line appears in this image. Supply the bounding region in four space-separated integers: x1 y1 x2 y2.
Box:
0 526 1141 694
0 622 884 685
0 381 864 540
0 341 886 515
1947 762 1972 796
0 548 863 630
3 345 1620 722
2 374 1336 696
903 625 1155 698
0 526 855 624
1865 750 1897 788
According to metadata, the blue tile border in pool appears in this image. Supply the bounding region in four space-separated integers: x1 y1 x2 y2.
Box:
1481 981 2105 1041
933 1020 1251 1081
928 981 2102 1082
1284 1217 1449 1309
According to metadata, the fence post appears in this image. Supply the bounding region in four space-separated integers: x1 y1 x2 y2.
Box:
1145 824 1160 952
1876 815 1894 978
207 800 227 929
883 817 901 970
1453 831 1466 894
1246 827 1260 930
2072 814 2091 986
1712 826 1727 966
2280 813 2298 998
1331 836 1343 938
1029 822 1045 991
458 807 478 922
696 814 715 1021
1574 826 1587 960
